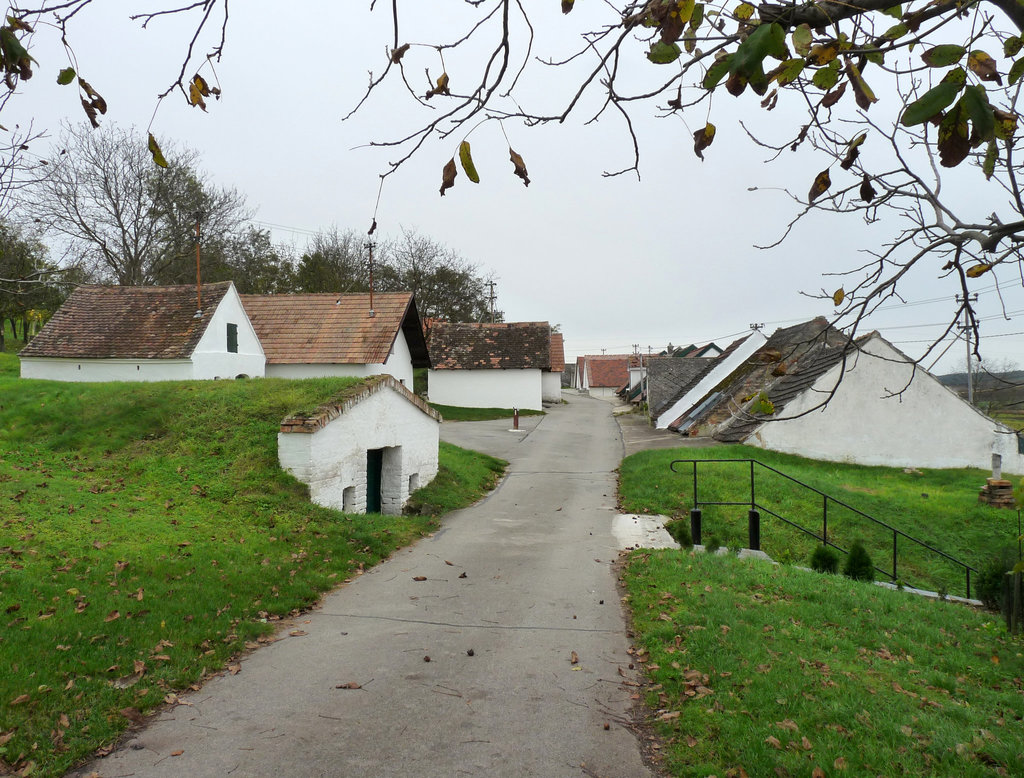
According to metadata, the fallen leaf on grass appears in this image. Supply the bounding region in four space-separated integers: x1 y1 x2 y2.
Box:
685 734 697 747
801 736 813 750
833 756 849 769
813 769 826 778
110 671 143 689
120 707 145 724
765 735 782 749
104 610 120 622
10 694 29 706
228 664 241 675
659 710 681 721
0 731 14 746
776 719 799 732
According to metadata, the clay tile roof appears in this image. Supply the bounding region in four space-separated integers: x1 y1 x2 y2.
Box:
19 282 233 360
241 292 429 367
584 354 635 388
549 333 565 373
428 321 552 370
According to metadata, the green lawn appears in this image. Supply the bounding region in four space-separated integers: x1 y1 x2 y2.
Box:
619 445 1021 598
623 550 1024 777
0 353 506 777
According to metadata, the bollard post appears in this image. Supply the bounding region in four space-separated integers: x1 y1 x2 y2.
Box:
748 509 761 552
690 508 702 547
513 407 519 430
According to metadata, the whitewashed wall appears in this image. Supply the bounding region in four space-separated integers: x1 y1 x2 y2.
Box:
428 368 543 410
191 286 266 379
20 357 193 382
278 384 439 514
542 371 562 403
746 335 1024 474
586 386 625 402
265 331 415 387
20 285 266 382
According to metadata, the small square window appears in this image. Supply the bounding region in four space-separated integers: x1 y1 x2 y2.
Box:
227 323 238 353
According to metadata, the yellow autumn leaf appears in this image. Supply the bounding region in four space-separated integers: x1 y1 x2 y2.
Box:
459 140 480 183
734 2 755 20
966 263 993 277
833 287 845 306
808 168 831 202
148 133 168 168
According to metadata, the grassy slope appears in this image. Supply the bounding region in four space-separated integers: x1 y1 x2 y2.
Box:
0 354 506 776
619 445 1021 597
623 550 1024 777
428 403 545 422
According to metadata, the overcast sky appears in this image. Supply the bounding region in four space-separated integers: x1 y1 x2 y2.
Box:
9 1 1022 375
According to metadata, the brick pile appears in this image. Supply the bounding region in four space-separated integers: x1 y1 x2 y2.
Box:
978 478 1016 508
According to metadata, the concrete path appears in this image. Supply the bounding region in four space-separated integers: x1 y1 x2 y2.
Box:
73 393 655 778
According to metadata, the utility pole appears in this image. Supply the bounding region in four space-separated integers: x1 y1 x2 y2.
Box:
194 211 203 315
366 241 376 317
487 280 497 323
957 293 979 403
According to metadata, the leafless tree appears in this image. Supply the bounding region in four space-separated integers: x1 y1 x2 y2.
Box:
3 1 1023 362
24 122 248 285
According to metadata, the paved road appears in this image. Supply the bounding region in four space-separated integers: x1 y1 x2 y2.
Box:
73 393 655 778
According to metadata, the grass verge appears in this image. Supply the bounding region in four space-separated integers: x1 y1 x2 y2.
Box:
0 353 505 777
429 403 545 422
404 441 506 515
618 445 1020 597
622 549 1024 777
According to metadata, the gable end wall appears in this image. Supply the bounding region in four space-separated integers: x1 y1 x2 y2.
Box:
747 337 1024 473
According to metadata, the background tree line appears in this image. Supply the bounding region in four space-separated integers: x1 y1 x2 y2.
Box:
1 123 499 347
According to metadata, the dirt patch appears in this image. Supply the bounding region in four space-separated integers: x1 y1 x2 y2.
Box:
840 483 882 495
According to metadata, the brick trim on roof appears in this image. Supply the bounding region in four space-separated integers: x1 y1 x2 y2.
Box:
279 374 441 433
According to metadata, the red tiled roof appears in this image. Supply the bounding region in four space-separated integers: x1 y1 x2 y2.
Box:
582 354 640 388
19 282 232 360
428 321 551 370
549 333 565 372
242 292 428 366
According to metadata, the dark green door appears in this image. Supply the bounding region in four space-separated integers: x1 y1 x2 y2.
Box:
366 449 383 513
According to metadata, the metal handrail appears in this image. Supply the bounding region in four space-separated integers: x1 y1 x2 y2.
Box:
670 458 979 598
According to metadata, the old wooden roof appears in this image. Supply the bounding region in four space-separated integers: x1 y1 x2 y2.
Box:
428 321 552 370
19 282 232 360
241 292 429 367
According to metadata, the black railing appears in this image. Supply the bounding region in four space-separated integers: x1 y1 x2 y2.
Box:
670 458 979 599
